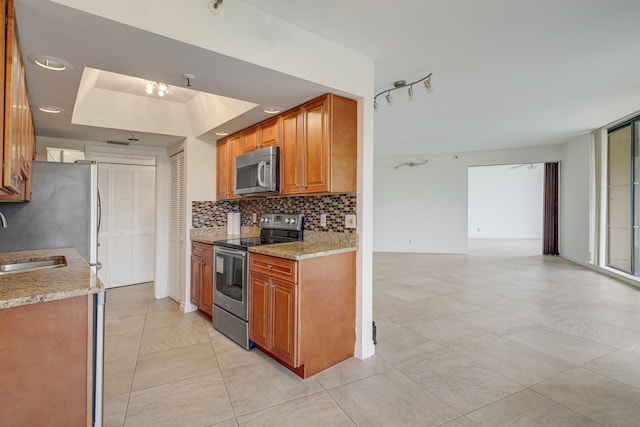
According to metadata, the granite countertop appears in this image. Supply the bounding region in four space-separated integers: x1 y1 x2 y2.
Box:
190 227 358 260
248 240 357 261
0 247 103 309
190 226 260 244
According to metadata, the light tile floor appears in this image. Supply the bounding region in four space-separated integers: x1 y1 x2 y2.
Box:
104 239 640 426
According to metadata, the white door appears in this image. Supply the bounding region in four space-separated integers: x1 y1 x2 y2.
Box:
98 163 156 288
169 151 185 303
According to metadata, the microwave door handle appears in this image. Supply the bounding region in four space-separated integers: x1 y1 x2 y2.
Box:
257 161 266 187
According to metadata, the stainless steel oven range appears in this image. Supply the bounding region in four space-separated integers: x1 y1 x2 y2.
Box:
212 213 304 349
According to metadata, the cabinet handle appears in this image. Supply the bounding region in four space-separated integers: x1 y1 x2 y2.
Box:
266 264 273 269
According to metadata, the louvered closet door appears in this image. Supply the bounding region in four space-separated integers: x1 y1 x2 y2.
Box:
109 164 136 287
98 163 157 288
134 166 156 283
169 152 185 303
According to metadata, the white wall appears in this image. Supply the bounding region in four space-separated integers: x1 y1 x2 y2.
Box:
373 145 562 253
559 133 592 264
182 137 217 312
35 136 172 299
468 164 544 238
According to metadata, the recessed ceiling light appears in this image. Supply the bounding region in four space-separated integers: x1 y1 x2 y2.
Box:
28 55 73 71
215 131 229 136
263 106 280 114
37 105 63 114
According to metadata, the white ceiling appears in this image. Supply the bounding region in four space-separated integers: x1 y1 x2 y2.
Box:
15 0 640 155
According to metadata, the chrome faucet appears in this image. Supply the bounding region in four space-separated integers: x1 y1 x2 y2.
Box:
0 212 6 228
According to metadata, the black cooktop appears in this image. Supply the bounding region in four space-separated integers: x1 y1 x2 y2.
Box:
213 213 304 251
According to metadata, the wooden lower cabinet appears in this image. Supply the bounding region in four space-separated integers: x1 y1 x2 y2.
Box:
0 296 93 426
190 242 213 317
248 251 355 378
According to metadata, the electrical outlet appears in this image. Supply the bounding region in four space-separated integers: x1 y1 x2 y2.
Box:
320 213 327 227
252 213 257 223
345 214 357 229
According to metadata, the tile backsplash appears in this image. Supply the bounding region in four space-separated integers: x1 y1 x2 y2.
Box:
192 193 357 233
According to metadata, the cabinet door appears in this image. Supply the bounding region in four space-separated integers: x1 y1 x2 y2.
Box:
280 109 302 195
190 255 202 307
270 278 298 366
248 272 271 348
242 126 259 153
227 134 242 199
201 255 214 317
216 139 228 200
259 117 278 148
301 97 329 193
1 1 22 195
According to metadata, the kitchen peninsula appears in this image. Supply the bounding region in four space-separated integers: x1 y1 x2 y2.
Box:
0 247 104 426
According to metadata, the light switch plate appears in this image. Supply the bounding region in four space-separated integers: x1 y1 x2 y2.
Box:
252 213 257 223
345 214 357 229
320 213 327 227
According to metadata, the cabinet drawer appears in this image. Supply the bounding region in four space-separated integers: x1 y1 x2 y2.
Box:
249 253 298 283
192 242 213 259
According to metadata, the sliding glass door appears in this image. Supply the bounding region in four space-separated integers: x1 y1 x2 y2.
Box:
606 119 639 275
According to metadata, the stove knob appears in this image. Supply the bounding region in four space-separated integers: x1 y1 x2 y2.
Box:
290 218 296 224
285 218 290 223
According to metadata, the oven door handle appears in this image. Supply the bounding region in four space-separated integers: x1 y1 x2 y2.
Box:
214 246 247 257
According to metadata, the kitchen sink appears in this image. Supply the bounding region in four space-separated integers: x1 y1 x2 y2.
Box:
0 256 67 275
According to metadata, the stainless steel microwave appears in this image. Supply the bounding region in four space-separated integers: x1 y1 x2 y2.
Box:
234 146 279 196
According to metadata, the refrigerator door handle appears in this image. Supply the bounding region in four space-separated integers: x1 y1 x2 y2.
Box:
97 184 102 236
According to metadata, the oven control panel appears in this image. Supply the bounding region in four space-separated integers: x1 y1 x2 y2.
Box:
260 213 304 231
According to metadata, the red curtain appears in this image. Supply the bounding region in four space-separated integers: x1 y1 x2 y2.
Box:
543 162 559 255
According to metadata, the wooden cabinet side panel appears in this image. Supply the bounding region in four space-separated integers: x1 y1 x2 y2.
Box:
328 95 357 193
248 271 271 348
298 252 356 377
0 296 90 425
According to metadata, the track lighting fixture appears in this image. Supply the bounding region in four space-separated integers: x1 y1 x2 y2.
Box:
374 73 432 110
394 160 428 169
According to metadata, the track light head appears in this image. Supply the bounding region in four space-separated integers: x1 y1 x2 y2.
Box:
386 92 392 105
374 98 379 110
424 76 432 91
408 85 414 99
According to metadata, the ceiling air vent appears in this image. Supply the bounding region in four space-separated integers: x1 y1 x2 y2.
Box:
105 140 130 146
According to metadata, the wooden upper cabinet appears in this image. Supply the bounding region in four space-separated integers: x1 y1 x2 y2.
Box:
280 94 356 195
280 109 302 194
216 138 228 200
259 117 279 148
241 117 279 154
216 135 242 200
242 125 259 153
0 0 35 200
